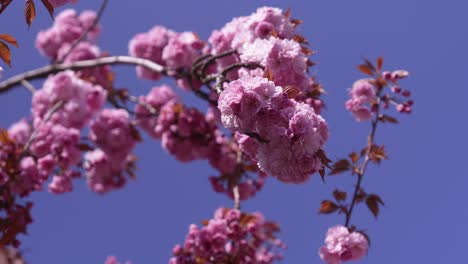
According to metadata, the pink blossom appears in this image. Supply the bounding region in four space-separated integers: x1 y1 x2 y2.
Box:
218 75 281 131
32 71 106 129
57 42 112 89
219 76 328 183
319 225 368 264
135 85 179 138
9 157 42 196
240 37 308 91
208 7 296 79
129 26 176 80
89 109 136 159
8 119 31 146
345 99 373 122
84 149 127 194
48 171 78 194
30 123 81 169
157 104 217 162
170 208 284 264
162 32 204 70
36 9 100 59
345 79 376 122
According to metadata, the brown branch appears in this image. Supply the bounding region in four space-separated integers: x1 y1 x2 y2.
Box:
345 96 382 227
0 56 166 94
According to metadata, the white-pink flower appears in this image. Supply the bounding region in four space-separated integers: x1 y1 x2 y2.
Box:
319 225 369 264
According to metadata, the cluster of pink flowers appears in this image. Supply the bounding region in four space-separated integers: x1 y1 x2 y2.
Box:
129 26 204 85
208 7 294 77
85 109 138 194
346 69 412 121
32 71 106 129
218 75 328 183
8 69 136 195
135 86 267 200
135 85 216 162
345 79 376 122
319 225 369 264
36 9 100 60
170 208 284 264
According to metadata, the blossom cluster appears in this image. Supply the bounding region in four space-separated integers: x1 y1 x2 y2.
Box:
129 26 204 87
218 75 328 183
135 85 266 200
346 69 412 122
36 9 101 60
170 208 284 264
319 225 369 264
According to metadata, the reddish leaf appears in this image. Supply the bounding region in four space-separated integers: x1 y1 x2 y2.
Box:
368 194 385 205
316 149 332 169
366 196 380 218
41 0 54 19
329 159 350 176
0 0 12 14
283 85 301 99
264 68 274 81
379 114 399 124
0 129 12 144
78 143 94 151
355 188 367 203
290 18 303 27
25 0 36 27
377 57 383 71
0 41 11 67
357 64 373 76
349 152 359 163
319 166 325 183
333 190 347 202
292 34 308 44
130 125 142 142
319 200 338 214
306 59 316 67
0 34 18 48
301 46 313 56
284 7 291 18
369 145 388 164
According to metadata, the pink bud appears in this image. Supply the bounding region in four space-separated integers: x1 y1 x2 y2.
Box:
391 86 401 93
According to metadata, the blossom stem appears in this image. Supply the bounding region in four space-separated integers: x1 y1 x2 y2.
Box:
345 95 382 227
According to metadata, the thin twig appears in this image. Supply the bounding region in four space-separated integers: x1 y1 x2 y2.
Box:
57 0 110 63
20 80 36 94
22 101 64 156
233 185 240 210
345 96 382 227
0 56 166 94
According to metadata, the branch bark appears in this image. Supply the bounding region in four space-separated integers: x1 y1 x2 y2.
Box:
0 56 166 94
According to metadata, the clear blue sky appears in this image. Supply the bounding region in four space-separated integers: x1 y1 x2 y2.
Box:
0 0 466 263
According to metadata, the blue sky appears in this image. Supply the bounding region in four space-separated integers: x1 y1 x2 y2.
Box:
0 0 467 263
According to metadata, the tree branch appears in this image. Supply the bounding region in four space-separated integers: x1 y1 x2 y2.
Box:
345 96 382 227
0 56 166 94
